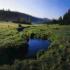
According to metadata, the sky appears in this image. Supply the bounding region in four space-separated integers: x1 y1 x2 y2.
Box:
0 0 70 19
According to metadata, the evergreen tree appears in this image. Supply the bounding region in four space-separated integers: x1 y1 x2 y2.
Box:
63 9 70 24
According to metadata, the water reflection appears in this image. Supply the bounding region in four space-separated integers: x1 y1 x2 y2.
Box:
27 39 51 57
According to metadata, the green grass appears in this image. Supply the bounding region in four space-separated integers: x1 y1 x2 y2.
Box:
0 22 70 70
0 22 70 47
0 22 70 50
0 22 27 48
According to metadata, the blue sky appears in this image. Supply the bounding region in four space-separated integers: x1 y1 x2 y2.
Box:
0 0 70 19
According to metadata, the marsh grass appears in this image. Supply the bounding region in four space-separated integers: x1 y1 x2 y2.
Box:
0 22 70 69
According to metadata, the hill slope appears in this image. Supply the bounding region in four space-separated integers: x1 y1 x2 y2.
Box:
0 10 50 24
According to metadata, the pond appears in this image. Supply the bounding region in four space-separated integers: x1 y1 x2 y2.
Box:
27 39 51 57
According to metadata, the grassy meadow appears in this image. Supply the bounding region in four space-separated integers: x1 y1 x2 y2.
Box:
0 22 70 70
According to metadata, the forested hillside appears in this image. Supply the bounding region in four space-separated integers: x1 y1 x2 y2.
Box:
0 10 49 24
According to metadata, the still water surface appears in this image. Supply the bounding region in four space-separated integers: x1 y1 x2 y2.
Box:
27 39 51 57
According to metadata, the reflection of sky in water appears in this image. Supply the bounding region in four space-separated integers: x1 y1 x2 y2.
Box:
27 39 51 56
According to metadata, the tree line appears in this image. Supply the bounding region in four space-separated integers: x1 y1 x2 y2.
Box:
0 9 32 24
48 9 70 25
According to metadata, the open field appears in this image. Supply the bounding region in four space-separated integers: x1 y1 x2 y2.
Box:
0 21 70 47
0 22 70 70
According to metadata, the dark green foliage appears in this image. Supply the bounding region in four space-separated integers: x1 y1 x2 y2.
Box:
17 24 24 32
58 16 63 25
48 9 70 25
0 43 28 65
28 16 32 24
63 9 70 25
30 33 35 39
0 9 31 24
